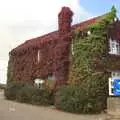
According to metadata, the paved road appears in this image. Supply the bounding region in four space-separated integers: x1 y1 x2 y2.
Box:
0 90 107 120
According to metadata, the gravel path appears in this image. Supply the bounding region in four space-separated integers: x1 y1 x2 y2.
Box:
0 90 107 120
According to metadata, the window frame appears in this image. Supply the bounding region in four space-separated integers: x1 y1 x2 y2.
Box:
111 71 120 78
37 49 41 63
109 38 120 55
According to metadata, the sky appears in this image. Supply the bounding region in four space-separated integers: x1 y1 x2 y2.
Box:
80 0 120 16
0 0 120 84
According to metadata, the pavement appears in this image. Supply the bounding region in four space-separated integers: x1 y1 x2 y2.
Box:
0 90 107 120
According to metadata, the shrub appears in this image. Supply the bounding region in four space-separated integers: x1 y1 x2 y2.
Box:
16 84 35 103
55 85 87 113
4 82 54 106
4 82 24 100
55 73 108 114
31 88 54 105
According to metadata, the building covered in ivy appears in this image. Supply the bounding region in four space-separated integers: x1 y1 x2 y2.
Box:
8 6 120 89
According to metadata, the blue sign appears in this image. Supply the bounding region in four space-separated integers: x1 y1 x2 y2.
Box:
113 79 120 96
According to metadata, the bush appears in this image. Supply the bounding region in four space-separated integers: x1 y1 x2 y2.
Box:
4 82 54 105
16 84 35 103
4 82 25 100
55 73 108 114
31 88 54 105
55 85 88 113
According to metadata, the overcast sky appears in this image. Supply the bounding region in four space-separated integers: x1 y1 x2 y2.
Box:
0 0 119 84
0 0 93 61
0 0 94 83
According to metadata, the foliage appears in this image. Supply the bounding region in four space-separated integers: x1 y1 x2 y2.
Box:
8 7 73 88
56 73 108 113
16 84 35 103
45 80 56 89
4 82 54 105
63 7 116 113
69 6 116 84
4 82 25 100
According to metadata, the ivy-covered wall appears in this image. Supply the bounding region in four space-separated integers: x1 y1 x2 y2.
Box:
7 6 119 91
9 39 57 83
7 7 73 87
69 6 117 85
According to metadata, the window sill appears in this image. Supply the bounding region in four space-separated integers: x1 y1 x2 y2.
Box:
109 52 120 56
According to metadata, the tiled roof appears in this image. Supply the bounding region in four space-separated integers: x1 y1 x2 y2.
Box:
72 16 102 30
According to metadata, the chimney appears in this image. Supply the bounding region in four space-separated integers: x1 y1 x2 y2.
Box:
58 7 73 35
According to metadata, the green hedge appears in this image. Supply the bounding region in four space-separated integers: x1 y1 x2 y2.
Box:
55 73 108 114
4 82 24 100
4 82 54 105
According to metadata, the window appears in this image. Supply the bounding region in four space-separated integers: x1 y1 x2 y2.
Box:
34 78 44 89
37 50 41 63
48 73 56 80
87 30 91 35
111 72 120 78
109 38 120 55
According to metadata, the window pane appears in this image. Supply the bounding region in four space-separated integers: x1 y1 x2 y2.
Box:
112 72 120 77
112 43 115 48
109 40 120 54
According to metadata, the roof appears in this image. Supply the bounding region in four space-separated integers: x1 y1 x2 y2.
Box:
11 31 59 54
11 15 104 54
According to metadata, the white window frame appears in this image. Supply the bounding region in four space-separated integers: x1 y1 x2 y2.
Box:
37 50 41 63
109 38 120 55
109 77 114 96
34 78 44 89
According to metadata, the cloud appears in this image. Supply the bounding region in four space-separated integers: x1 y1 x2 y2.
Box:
0 0 93 57
0 0 93 83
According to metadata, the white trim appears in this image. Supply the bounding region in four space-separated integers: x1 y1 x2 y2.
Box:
109 77 114 96
87 30 91 35
37 50 40 63
34 78 44 89
109 38 120 55
71 43 74 55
